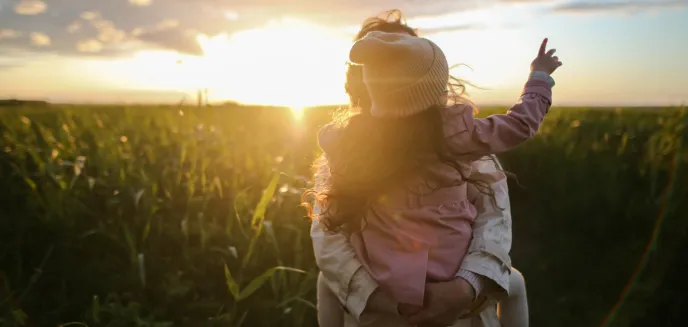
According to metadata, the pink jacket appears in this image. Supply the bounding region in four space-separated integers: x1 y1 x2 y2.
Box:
318 77 552 306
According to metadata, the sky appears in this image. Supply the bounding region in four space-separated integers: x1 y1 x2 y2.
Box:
0 0 687 107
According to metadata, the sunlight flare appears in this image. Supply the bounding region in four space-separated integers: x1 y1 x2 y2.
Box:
71 15 532 106
83 17 351 106
290 105 306 120
195 18 351 106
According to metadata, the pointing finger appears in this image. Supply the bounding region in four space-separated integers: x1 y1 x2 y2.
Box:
539 38 548 56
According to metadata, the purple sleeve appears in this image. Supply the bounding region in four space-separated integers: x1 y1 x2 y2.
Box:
443 78 553 159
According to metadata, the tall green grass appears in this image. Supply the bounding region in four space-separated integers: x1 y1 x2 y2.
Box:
0 105 686 327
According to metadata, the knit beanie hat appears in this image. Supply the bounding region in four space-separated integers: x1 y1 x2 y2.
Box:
349 31 449 118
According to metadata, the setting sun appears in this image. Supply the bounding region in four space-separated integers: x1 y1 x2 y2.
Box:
198 18 351 106
89 18 352 106
290 106 307 120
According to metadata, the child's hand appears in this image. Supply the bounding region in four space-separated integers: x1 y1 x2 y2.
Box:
398 303 423 317
404 279 475 326
531 38 562 75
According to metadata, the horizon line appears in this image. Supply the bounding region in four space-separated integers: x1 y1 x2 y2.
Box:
1 98 685 109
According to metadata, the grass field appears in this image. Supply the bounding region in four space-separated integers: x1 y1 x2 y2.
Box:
0 104 686 327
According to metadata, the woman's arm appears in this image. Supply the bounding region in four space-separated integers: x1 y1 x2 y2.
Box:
461 155 513 300
311 214 377 319
310 155 377 319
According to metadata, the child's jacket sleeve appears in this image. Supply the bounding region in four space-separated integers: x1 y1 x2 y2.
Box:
443 77 553 160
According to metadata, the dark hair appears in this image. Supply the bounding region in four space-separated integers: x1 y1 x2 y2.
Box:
303 10 499 233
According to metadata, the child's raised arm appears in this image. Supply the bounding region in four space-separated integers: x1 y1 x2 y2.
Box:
443 38 562 159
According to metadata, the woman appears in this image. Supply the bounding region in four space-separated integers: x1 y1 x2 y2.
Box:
310 10 527 327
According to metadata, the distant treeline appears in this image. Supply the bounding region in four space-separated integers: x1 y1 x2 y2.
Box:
0 99 50 107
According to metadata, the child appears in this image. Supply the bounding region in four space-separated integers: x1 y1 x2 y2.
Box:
315 180 530 327
311 31 561 326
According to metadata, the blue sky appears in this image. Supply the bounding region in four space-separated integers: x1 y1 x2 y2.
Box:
0 0 686 106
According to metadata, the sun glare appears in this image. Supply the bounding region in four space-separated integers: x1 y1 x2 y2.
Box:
196 18 350 106
89 15 526 106
91 18 351 106
290 106 306 120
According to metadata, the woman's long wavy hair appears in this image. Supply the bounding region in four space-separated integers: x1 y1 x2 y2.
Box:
302 9 499 234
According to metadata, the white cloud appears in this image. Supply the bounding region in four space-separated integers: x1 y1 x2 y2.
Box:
156 19 179 30
77 39 104 53
225 11 240 21
0 29 21 39
30 32 51 46
129 0 153 7
14 0 46 15
14 0 672 59
553 0 688 14
67 22 82 34
97 26 127 43
80 11 101 21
